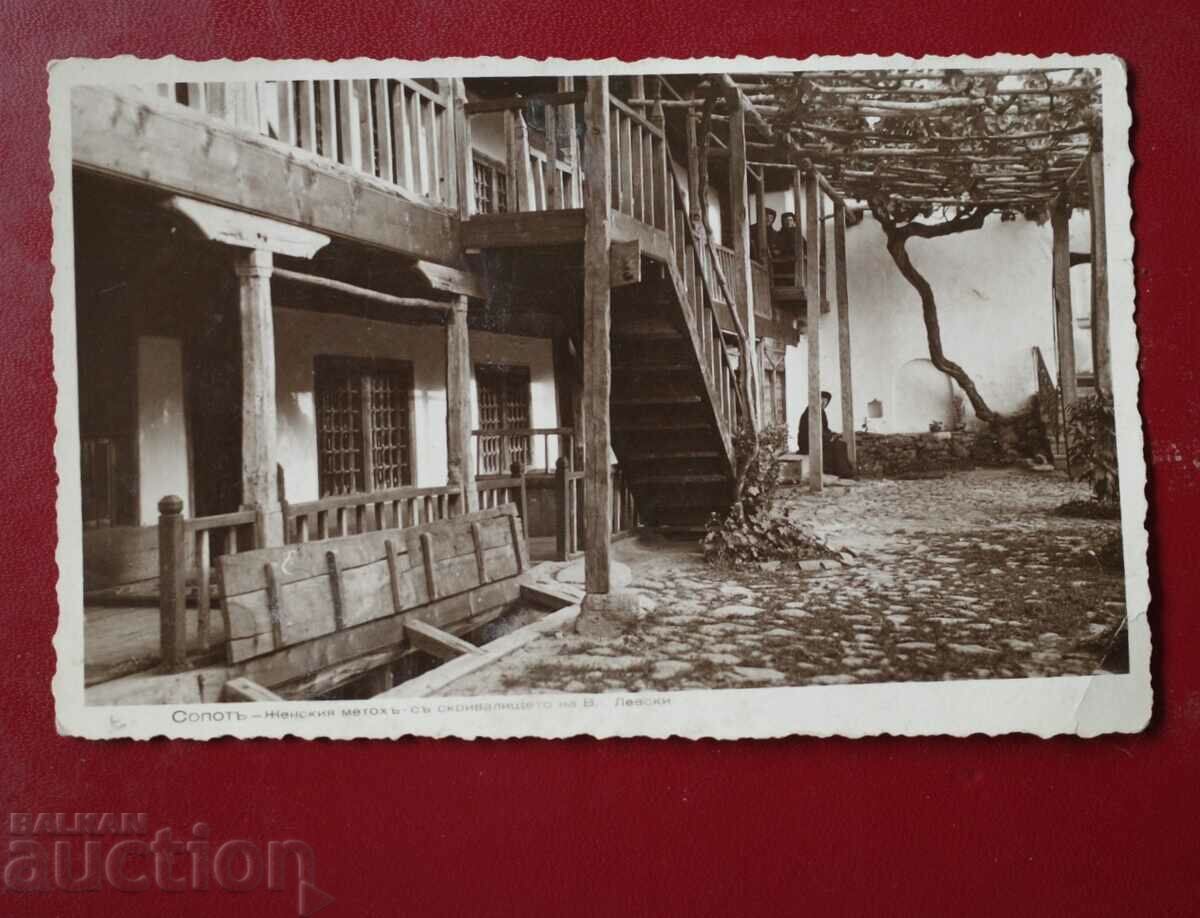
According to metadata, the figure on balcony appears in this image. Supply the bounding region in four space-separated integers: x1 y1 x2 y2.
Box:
751 208 780 261
797 391 855 480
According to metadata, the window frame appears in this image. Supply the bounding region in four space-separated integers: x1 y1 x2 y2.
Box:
474 362 533 476
313 355 417 497
472 151 508 215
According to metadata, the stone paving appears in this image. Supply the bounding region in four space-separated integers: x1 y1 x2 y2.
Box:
439 469 1130 695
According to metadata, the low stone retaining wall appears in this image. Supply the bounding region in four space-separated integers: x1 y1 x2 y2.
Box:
855 406 1049 478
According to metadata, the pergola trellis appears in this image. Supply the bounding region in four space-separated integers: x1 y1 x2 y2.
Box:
641 67 1110 476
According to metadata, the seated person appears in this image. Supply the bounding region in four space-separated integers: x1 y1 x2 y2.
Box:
797 390 855 479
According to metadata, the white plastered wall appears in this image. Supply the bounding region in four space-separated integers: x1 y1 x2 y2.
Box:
136 336 191 523
272 307 558 503
782 210 1061 439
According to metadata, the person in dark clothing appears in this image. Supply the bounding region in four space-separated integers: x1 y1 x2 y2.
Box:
797 390 855 479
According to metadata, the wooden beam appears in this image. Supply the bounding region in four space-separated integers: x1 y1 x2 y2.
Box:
405 619 483 660
461 209 586 249
610 238 642 287
1088 151 1111 399
582 75 613 596
236 248 283 543
1051 196 1078 412
463 89 585 116
414 260 486 300
272 267 452 312
447 296 476 512
729 103 758 422
163 197 330 258
804 169 824 492
834 201 856 469
73 86 460 264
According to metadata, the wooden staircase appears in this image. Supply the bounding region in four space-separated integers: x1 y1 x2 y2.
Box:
610 289 738 529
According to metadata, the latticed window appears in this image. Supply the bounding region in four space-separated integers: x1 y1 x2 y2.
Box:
473 156 507 214
315 356 414 496
476 364 531 475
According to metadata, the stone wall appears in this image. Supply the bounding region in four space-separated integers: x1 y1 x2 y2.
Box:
855 401 1051 478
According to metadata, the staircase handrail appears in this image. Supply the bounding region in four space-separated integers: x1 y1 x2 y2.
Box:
670 171 755 427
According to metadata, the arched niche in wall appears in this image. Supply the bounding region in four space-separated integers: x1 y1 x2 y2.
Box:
892 358 956 433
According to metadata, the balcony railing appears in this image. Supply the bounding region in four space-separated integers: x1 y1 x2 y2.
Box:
135 78 457 208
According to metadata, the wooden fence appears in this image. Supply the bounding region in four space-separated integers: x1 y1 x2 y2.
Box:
282 485 463 543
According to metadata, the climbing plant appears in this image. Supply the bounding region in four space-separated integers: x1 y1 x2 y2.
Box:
1066 393 1119 505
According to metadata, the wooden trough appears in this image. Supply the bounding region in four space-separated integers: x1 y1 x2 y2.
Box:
86 505 543 705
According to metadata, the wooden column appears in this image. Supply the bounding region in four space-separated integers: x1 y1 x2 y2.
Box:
755 172 769 265
582 75 613 596
447 296 475 513
1088 150 1112 398
1051 195 1078 411
792 168 806 290
157 495 187 671
235 247 283 544
451 78 475 218
728 103 758 423
558 76 581 207
833 200 855 468
804 167 823 492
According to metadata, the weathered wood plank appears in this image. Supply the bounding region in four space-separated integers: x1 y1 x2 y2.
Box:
221 677 284 702
405 619 483 660
71 85 460 263
461 209 586 249
1088 150 1111 398
729 105 757 418
582 76 613 595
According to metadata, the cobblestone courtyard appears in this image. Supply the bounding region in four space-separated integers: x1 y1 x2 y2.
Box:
441 469 1130 695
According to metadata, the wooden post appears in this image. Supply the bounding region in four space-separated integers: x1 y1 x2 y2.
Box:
804 167 824 492
447 296 475 512
543 97 559 210
1088 150 1111 399
581 75 613 596
834 201 856 469
1051 195 1078 412
511 459 528 527
558 77 581 208
554 457 570 561
451 78 475 218
235 247 283 545
157 495 188 672
513 110 537 212
793 168 806 290
728 103 758 423
755 173 769 267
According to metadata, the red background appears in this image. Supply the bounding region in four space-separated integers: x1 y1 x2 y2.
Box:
2 1 1196 914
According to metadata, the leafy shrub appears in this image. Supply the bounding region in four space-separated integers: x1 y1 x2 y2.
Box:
703 422 838 568
1096 531 1124 573
1067 394 1119 505
1052 498 1121 521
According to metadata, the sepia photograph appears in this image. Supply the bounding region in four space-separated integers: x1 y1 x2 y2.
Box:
51 56 1148 737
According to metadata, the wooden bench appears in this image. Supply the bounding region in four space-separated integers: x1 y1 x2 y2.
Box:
207 504 529 700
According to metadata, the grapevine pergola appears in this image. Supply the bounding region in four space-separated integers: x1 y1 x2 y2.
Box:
648 67 1106 422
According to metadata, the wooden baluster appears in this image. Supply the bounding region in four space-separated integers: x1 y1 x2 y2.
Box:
276 82 297 146
544 101 559 210
792 167 806 290
428 101 444 203
372 79 393 182
374 501 385 531
609 107 621 209
355 503 366 534
298 515 310 543
513 110 536 211
185 83 206 111
317 509 328 540
558 76 581 207
503 110 520 212
630 124 644 222
451 78 473 215
619 112 633 216
410 90 428 196
196 529 212 651
642 134 657 228
296 81 317 152
336 82 362 170
317 80 338 160
204 82 228 120
391 82 412 190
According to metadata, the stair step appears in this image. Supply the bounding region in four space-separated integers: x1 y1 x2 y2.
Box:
631 474 727 485
612 396 703 407
623 450 722 461
614 422 713 433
